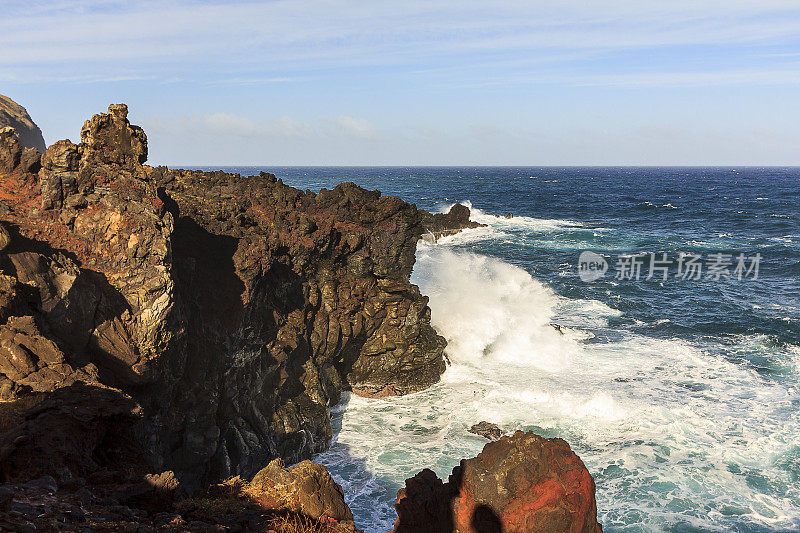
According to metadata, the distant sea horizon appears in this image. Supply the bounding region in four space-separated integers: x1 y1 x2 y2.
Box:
169 164 800 169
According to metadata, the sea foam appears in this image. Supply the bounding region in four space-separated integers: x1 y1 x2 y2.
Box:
315 206 800 532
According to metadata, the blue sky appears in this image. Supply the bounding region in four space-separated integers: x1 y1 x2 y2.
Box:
2 0 800 165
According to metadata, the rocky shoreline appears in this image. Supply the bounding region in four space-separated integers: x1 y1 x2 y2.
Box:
0 98 601 532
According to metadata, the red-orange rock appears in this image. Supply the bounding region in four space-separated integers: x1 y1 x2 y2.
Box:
395 431 602 533
245 458 354 523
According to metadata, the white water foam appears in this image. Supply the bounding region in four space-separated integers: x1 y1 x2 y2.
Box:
315 212 800 532
439 200 587 231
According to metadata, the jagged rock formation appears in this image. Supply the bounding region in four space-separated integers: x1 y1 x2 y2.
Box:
420 203 484 241
394 431 603 533
0 95 46 154
468 421 503 440
0 103 603 532
0 104 450 491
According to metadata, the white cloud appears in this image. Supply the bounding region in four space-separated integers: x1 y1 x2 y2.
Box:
2 0 799 84
326 116 382 139
462 68 800 88
142 112 382 142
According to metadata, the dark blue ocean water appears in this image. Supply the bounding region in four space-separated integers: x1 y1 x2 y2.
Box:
199 167 800 532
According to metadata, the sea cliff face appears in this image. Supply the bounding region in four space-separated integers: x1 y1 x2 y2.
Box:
0 100 602 532
0 103 447 488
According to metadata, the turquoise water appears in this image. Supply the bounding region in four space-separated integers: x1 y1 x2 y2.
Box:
205 167 800 532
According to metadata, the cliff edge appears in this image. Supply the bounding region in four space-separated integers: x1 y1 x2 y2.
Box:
0 95 46 154
0 104 449 488
0 103 602 532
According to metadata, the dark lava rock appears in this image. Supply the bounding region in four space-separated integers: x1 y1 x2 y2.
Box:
420 202 484 241
0 383 144 483
22 475 58 493
0 127 21 174
394 431 603 533
468 421 504 440
0 103 448 493
0 485 15 511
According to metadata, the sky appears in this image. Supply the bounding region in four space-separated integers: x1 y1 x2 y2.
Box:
2 0 800 166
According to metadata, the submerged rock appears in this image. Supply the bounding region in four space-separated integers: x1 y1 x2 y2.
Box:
394 431 602 533
468 421 503 440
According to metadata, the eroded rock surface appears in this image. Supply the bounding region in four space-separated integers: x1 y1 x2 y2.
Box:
245 458 353 522
0 102 601 533
0 103 448 491
468 421 503 440
420 202 484 241
0 94 46 153
394 431 603 533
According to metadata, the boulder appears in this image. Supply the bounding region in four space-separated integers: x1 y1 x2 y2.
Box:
420 203 484 241
394 468 456 532
0 94 46 153
19 148 41 174
394 431 603 533
245 458 353 522
0 316 98 399
38 139 79 209
0 127 21 173
468 421 503 440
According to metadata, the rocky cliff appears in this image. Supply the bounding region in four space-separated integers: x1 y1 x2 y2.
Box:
0 104 448 490
0 95 46 154
0 103 603 532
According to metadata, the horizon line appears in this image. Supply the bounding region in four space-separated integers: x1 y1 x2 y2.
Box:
161 164 800 169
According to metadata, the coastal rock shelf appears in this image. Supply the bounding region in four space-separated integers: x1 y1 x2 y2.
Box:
0 99 602 531
0 103 449 487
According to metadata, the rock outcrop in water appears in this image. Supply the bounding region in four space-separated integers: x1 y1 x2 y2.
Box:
394 431 603 533
468 421 504 440
420 202 484 241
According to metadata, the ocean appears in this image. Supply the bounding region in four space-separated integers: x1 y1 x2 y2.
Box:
200 167 800 532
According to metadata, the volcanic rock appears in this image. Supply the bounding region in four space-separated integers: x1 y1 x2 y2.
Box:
0 101 604 533
0 103 448 492
0 127 23 175
78 103 148 186
468 421 503 440
245 458 353 522
0 383 144 482
394 431 603 533
38 139 79 209
0 95 46 153
420 202 484 241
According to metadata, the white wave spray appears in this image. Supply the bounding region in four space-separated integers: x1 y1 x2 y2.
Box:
316 214 800 532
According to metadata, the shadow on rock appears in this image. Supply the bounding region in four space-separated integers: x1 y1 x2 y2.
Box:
394 431 603 533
